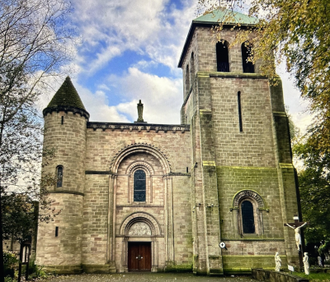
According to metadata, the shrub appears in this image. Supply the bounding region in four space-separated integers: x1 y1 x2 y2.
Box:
3 251 18 278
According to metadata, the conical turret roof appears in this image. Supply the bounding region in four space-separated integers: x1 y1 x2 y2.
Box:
43 76 89 119
47 76 86 110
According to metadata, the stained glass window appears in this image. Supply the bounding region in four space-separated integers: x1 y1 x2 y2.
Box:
134 170 146 202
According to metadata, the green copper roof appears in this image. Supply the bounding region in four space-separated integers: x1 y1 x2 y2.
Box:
193 9 259 25
46 76 86 110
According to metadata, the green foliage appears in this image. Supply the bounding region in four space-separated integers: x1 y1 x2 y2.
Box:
28 260 48 279
293 136 330 243
294 271 330 281
3 251 18 278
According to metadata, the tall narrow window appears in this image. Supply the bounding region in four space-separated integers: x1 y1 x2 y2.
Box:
56 165 63 188
216 41 229 72
186 64 190 94
242 41 255 73
241 200 255 233
190 52 195 84
134 170 146 202
237 91 243 132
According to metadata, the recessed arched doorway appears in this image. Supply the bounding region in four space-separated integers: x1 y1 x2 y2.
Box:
119 213 163 273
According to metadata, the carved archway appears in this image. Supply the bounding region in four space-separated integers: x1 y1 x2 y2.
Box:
109 143 171 174
120 212 162 236
119 212 162 273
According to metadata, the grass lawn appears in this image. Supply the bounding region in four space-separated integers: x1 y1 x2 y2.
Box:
293 272 330 281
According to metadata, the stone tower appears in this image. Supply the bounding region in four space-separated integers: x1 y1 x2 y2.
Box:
178 10 300 275
36 77 89 272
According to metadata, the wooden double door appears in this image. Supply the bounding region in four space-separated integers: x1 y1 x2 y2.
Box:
128 242 151 272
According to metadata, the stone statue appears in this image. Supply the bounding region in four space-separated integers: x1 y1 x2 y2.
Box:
275 252 281 272
137 100 144 122
318 256 323 267
285 222 308 250
303 252 310 275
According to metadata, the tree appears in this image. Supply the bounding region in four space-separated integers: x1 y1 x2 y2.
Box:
198 0 330 152
293 137 330 244
0 0 72 280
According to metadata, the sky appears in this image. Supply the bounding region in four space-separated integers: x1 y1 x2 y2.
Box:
39 0 312 132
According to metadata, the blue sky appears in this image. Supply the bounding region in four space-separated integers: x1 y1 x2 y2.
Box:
39 0 311 130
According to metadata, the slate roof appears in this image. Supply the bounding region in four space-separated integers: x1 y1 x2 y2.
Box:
46 76 86 110
43 76 89 119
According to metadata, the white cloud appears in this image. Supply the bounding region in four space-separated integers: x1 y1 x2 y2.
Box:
107 67 183 124
75 83 130 122
69 0 195 75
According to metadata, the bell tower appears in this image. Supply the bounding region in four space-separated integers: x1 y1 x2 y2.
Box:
179 10 300 274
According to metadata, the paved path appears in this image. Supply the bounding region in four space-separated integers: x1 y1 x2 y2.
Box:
45 273 255 282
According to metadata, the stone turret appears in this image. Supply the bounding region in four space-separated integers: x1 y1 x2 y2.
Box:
36 77 89 273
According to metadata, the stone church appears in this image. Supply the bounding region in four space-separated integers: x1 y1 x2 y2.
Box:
36 10 302 275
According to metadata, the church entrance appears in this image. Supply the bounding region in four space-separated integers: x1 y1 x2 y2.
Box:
128 242 151 272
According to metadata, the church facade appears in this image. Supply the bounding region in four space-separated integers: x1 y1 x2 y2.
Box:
36 10 301 275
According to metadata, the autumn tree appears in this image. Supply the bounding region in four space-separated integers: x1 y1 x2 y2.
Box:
0 0 72 280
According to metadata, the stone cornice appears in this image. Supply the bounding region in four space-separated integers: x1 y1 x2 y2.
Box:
87 122 190 133
43 105 90 120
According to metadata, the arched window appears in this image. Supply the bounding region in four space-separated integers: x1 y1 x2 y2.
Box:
134 170 146 202
56 165 63 188
216 40 229 72
241 200 255 233
242 41 255 73
231 190 268 236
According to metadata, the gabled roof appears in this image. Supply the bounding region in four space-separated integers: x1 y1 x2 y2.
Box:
43 76 89 119
178 9 258 68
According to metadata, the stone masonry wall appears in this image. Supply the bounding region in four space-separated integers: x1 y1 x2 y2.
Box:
42 111 87 193
36 193 83 271
82 126 192 271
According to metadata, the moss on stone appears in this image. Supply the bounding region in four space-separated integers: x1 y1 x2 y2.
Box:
46 76 86 110
165 264 192 273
